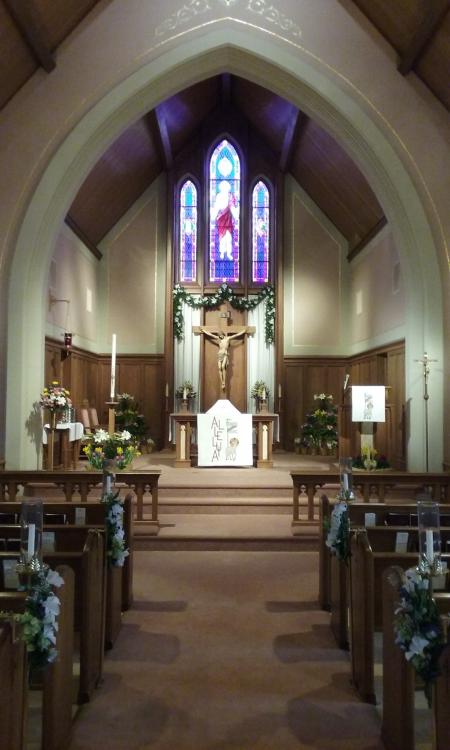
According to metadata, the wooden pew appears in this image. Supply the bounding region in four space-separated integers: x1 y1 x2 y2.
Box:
0 618 27 750
349 526 450 704
0 529 104 704
0 470 160 526
0 494 134 611
292 471 450 528
382 567 450 750
0 564 74 750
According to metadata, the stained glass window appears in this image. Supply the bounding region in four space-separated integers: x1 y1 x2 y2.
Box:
209 139 240 283
252 180 270 283
179 180 198 282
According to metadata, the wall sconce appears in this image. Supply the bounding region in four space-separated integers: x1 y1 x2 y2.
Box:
64 332 72 350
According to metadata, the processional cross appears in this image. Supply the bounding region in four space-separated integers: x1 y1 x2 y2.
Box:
193 304 255 391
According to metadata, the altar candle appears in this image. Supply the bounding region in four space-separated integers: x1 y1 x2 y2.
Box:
165 383 169 398
262 387 266 401
110 334 116 399
278 384 282 398
343 474 349 492
27 523 35 559
183 387 187 400
425 529 434 563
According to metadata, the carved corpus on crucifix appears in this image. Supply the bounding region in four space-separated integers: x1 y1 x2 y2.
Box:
193 304 255 392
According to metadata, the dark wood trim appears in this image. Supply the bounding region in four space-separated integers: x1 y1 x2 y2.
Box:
398 0 449 75
280 108 302 173
220 73 232 108
65 215 102 260
283 339 405 366
4 0 56 73
347 217 387 262
149 107 173 170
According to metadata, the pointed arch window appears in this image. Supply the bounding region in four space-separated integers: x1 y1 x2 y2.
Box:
251 180 270 284
179 179 198 283
209 139 240 283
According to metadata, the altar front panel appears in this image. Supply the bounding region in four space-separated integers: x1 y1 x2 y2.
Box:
197 412 252 466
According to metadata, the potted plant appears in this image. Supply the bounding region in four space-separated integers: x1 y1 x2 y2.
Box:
299 393 338 455
83 429 139 471
175 381 197 401
251 380 270 412
115 393 149 448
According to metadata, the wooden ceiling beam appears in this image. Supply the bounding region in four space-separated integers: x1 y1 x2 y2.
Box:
347 217 387 262
65 215 103 260
148 108 173 170
4 0 56 73
398 0 449 75
220 73 232 108
280 109 306 173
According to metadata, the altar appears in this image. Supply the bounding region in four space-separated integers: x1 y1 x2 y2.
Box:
171 405 277 469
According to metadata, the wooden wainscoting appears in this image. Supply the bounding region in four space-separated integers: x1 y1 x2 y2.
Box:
45 339 165 447
283 341 405 468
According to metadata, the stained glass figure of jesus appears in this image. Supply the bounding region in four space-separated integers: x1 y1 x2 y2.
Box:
209 139 240 283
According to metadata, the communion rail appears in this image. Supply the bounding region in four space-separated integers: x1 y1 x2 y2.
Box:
291 471 450 528
0 470 160 524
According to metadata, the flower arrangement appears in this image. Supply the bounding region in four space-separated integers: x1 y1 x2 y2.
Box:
173 282 275 344
251 380 270 400
394 567 444 705
353 446 390 470
175 381 197 399
299 393 338 452
39 381 72 411
325 501 350 563
102 491 129 567
115 393 148 444
1 566 64 671
83 429 139 470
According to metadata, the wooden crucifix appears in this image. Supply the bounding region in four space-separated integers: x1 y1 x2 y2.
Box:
193 304 255 391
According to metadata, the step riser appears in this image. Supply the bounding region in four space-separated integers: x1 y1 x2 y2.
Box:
158 504 292 515
159 487 292 498
135 539 317 552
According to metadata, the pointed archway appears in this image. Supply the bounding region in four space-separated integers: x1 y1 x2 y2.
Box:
5 30 443 469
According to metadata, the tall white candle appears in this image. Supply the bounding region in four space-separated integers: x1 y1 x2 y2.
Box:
165 383 169 398
110 334 116 399
278 384 282 398
425 529 434 563
183 387 187 400
343 474 349 492
262 387 266 401
27 523 35 559
106 475 111 495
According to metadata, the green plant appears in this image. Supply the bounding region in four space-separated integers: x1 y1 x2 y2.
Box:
115 393 148 443
299 393 338 450
175 381 197 399
251 380 270 399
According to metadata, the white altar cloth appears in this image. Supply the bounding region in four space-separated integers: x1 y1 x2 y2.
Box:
42 422 84 444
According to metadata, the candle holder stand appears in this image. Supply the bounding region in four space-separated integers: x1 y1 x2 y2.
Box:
106 400 118 435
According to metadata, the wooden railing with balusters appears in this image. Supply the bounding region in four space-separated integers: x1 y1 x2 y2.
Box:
0 470 160 527
291 471 450 529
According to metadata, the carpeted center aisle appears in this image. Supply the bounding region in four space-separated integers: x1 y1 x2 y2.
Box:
68 551 383 750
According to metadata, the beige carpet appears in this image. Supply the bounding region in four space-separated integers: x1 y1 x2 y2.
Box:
68 551 384 750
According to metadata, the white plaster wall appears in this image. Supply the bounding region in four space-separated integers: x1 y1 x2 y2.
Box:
100 175 167 354
46 223 100 351
349 228 406 352
284 175 347 354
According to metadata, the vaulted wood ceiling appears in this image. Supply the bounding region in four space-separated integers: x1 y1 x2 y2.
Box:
1 0 449 258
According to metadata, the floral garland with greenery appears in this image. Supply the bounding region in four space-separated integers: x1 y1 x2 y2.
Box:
325 497 352 563
394 567 444 706
1 566 64 670
173 282 275 344
83 429 139 470
102 490 129 567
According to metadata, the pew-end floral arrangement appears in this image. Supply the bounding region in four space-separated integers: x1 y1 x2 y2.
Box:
102 490 129 567
0 566 64 671
83 429 139 470
325 501 350 563
394 567 444 706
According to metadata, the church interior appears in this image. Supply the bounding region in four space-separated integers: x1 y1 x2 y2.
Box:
0 2 450 749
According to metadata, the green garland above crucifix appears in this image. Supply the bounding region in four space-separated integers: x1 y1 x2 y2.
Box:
173 283 275 344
